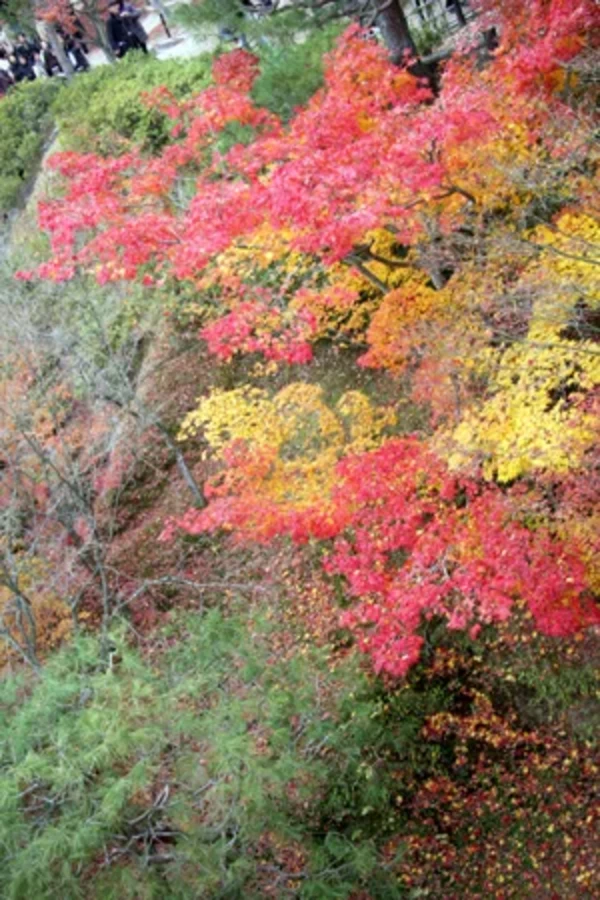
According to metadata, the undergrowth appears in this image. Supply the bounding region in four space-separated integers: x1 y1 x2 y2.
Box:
51 53 214 156
1 602 597 899
0 79 62 215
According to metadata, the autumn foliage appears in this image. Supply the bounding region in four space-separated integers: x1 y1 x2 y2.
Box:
18 0 600 678
1 5 600 899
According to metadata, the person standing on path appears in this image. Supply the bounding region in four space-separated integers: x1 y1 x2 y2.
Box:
106 2 131 58
120 2 149 53
106 0 148 57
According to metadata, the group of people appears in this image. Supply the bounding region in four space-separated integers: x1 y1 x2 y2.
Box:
0 22 89 95
0 2 150 96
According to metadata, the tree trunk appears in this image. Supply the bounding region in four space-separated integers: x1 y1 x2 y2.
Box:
155 422 207 508
375 0 418 64
376 0 438 86
86 11 116 62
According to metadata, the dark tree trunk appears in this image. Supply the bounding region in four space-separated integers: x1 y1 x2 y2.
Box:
375 0 418 63
375 0 438 87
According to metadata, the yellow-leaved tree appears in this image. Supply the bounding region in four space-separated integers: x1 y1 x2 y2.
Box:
445 212 600 481
177 382 396 539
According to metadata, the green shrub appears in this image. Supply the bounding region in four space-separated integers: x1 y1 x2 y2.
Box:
1 601 597 898
52 53 214 156
251 24 343 120
0 79 62 214
0 606 439 898
174 0 311 47
412 19 448 56
47 24 338 163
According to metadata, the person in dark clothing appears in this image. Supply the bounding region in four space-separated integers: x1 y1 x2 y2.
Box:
120 2 148 53
40 41 62 77
10 52 35 82
63 33 90 70
106 1 133 57
14 33 39 66
70 14 89 54
107 0 148 57
56 16 90 71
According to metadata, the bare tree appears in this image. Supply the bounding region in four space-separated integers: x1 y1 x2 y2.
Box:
0 264 209 664
0 545 41 671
